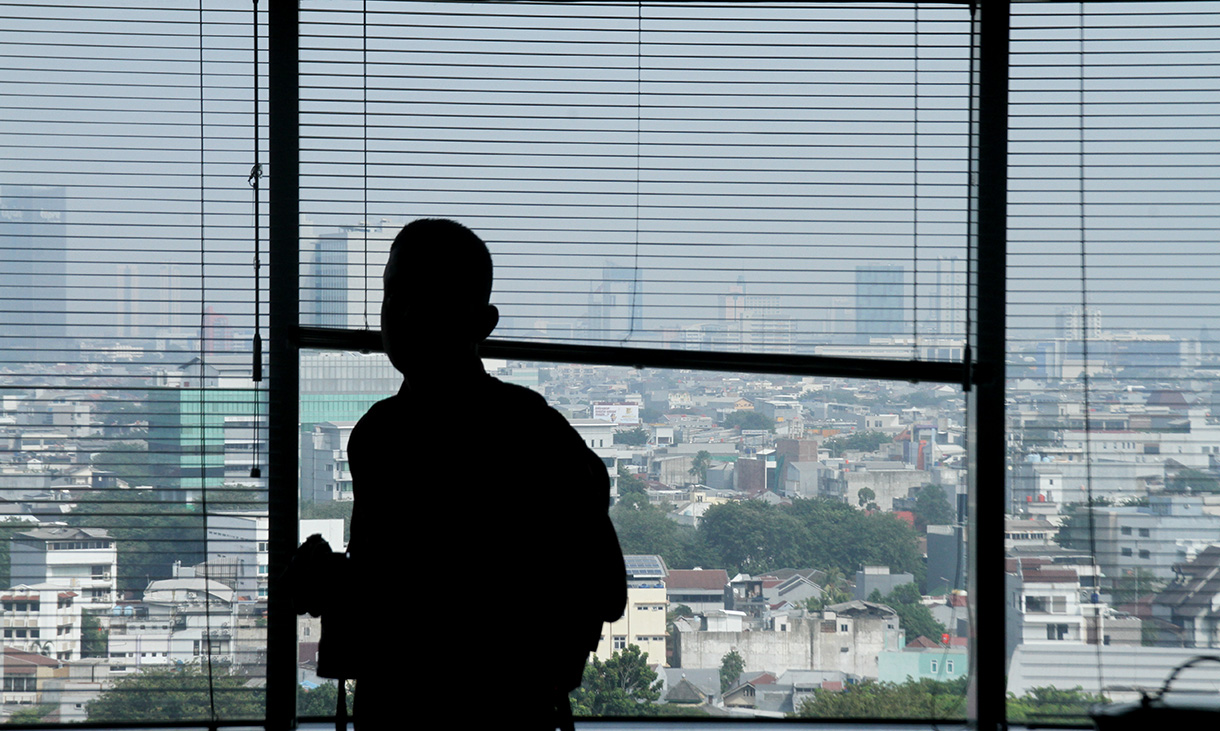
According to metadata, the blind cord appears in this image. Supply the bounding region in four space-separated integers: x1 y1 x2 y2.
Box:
1077 0 1106 699
362 0 370 332
912 3 921 362
198 0 218 721
249 0 264 480
622 0 643 345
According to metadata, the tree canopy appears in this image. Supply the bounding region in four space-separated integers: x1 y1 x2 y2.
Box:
616 465 648 497
298 681 354 717
570 645 663 716
698 498 924 582
794 679 1105 724
613 427 650 446
86 666 264 723
1006 686 1108 725
724 411 774 432
610 494 698 570
720 650 745 693
823 431 892 458
66 492 206 593
870 583 946 641
688 450 713 484
795 677 966 720
913 484 955 531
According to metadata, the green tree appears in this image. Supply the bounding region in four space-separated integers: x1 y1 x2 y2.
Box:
611 495 693 569
614 427 649 446
81 610 109 658
299 499 354 544
1006 685 1108 725
795 677 967 719
7 705 55 724
86 666 264 722
806 567 853 611
90 440 159 487
823 431 892 458
617 465 648 497
913 484 955 531
570 645 663 716
724 411 774 432
881 583 946 642
856 487 876 508
66 492 206 594
1055 499 1112 550
697 498 924 581
297 681 355 717
697 501 808 575
689 450 713 484
0 519 39 587
719 650 745 693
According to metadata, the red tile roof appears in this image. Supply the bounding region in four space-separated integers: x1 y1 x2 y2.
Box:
666 569 729 591
1021 567 1078 583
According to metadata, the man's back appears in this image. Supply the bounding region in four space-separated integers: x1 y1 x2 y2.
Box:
346 374 626 723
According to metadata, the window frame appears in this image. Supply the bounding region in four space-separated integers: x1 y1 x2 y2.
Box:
264 1 1011 728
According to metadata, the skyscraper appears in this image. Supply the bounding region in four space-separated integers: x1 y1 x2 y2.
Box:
0 185 68 364
933 256 967 337
586 262 643 340
855 264 906 343
303 221 394 329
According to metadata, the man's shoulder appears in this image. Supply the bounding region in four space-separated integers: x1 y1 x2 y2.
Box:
485 378 566 420
485 377 548 407
350 394 401 439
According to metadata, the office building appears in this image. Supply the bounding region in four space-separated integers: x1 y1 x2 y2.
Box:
855 265 905 343
0 185 68 363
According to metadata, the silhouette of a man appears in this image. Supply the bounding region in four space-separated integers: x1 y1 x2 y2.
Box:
345 219 627 728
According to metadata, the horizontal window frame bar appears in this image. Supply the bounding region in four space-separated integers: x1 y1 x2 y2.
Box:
297 325 970 385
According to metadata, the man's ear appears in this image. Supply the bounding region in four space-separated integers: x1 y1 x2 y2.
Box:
477 304 499 341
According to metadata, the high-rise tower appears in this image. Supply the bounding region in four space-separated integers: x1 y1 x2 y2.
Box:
0 185 68 364
855 264 905 343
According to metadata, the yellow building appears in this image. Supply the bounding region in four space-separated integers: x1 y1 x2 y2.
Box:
593 555 668 667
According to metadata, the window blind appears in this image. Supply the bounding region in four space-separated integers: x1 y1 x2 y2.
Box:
298 1 974 364
292 1 977 724
0 0 267 723
1007 1 1220 722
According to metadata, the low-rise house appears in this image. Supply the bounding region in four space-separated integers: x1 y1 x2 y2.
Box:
1151 545 1220 648
726 570 824 618
659 668 718 708
0 646 64 715
666 569 729 615
878 637 970 683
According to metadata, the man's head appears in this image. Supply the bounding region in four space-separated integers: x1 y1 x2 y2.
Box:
381 218 498 383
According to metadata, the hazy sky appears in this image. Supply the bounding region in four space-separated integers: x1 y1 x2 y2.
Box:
2 1 1218 358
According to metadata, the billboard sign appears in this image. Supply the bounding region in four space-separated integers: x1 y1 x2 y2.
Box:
592 403 640 425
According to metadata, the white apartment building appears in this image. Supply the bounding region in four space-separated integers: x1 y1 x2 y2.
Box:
1003 559 1137 664
104 575 244 675
569 419 619 499
300 421 355 503
9 527 117 609
1006 561 1087 663
0 583 83 661
204 513 269 599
